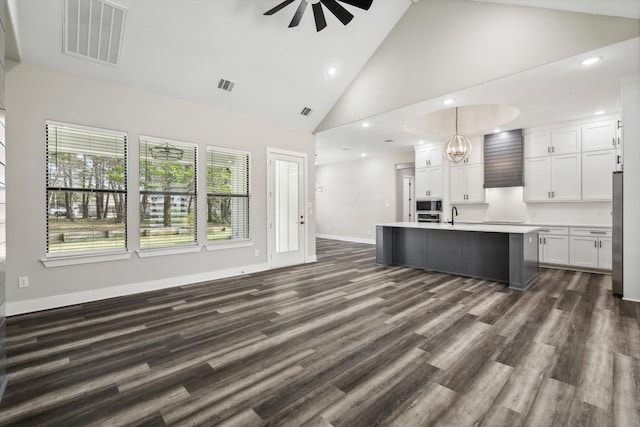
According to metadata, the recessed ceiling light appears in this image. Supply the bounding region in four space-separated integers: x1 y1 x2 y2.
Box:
443 98 455 105
594 110 605 116
580 56 602 66
327 66 337 76
361 122 370 128
361 153 366 157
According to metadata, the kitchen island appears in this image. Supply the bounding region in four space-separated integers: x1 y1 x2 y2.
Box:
376 222 540 290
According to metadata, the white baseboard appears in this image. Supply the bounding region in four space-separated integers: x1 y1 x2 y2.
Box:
622 296 640 303
316 234 375 245
7 262 272 316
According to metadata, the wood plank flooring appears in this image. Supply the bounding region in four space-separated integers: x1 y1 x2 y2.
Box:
0 238 639 426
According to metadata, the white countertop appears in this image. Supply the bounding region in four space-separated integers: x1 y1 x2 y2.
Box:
377 222 540 234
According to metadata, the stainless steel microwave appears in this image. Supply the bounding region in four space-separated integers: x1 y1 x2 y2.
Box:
416 200 442 212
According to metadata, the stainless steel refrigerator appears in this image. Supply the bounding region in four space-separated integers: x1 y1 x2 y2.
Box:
612 171 623 297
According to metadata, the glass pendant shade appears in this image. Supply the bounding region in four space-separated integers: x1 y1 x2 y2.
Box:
443 134 472 163
442 107 472 163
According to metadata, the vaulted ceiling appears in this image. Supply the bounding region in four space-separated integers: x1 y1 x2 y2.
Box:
6 0 640 164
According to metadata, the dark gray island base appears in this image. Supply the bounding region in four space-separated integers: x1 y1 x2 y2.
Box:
376 222 539 290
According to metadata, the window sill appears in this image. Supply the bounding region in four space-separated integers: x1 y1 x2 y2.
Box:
41 251 133 268
136 245 202 258
206 240 254 251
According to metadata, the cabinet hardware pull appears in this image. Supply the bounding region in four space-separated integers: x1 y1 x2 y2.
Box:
539 229 550 233
539 237 542 244
590 231 606 235
594 240 597 248
547 146 550 153
548 191 551 198
552 191 555 198
552 146 555 153
544 237 547 244
613 138 616 146
599 241 602 248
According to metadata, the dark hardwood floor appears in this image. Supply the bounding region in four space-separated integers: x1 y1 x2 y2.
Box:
0 238 639 426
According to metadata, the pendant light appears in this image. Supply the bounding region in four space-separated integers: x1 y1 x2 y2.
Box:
150 143 184 161
443 107 472 163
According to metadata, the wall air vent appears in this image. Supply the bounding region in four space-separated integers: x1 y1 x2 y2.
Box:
217 79 235 92
64 0 127 66
300 107 313 117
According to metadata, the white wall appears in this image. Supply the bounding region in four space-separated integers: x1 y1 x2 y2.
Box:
316 151 414 243
450 187 612 226
622 74 640 302
5 62 316 313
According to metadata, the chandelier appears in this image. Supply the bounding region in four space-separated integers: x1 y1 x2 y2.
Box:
442 107 472 163
150 143 184 161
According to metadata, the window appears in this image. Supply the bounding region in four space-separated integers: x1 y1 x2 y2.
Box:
46 121 127 255
207 146 250 242
139 137 197 249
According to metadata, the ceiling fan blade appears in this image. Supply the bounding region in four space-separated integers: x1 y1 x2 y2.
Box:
312 2 327 31
264 0 296 15
320 0 354 26
289 0 308 27
337 0 373 10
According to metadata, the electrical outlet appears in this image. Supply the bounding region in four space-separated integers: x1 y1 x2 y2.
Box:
18 276 29 288
254 249 259 257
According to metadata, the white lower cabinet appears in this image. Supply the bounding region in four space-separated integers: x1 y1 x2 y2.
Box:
538 228 569 265
569 228 612 270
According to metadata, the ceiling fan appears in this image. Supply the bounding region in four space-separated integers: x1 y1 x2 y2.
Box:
264 0 374 32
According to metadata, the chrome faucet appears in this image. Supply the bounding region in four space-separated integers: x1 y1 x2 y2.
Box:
449 206 458 225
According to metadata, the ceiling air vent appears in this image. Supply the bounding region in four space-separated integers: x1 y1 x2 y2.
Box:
217 79 235 92
64 0 127 66
300 107 313 117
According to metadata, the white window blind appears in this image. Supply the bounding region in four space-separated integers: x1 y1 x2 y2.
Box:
139 137 197 249
46 121 127 255
207 146 250 242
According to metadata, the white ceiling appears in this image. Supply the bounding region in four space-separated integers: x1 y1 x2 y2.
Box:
10 0 411 133
8 0 640 165
317 36 640 164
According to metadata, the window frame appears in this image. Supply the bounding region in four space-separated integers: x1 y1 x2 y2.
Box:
45 120 128 258
138 135 198 251
206 145 251 245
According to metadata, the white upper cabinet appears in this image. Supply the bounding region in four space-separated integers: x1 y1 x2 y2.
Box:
415 167 443 200
525 126 580 158
449 137 484 204
550 126 581 155
524 132 550 158
415 143 442 168
551 153 581 201
415 142 444 201
582 149 616 201
524 117 619 202
461 136 483 165
524 157 552 201
582 120 618 152
524 153 581 202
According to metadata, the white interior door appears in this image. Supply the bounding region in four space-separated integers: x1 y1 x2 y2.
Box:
268 150 306 268
402 176 415 222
